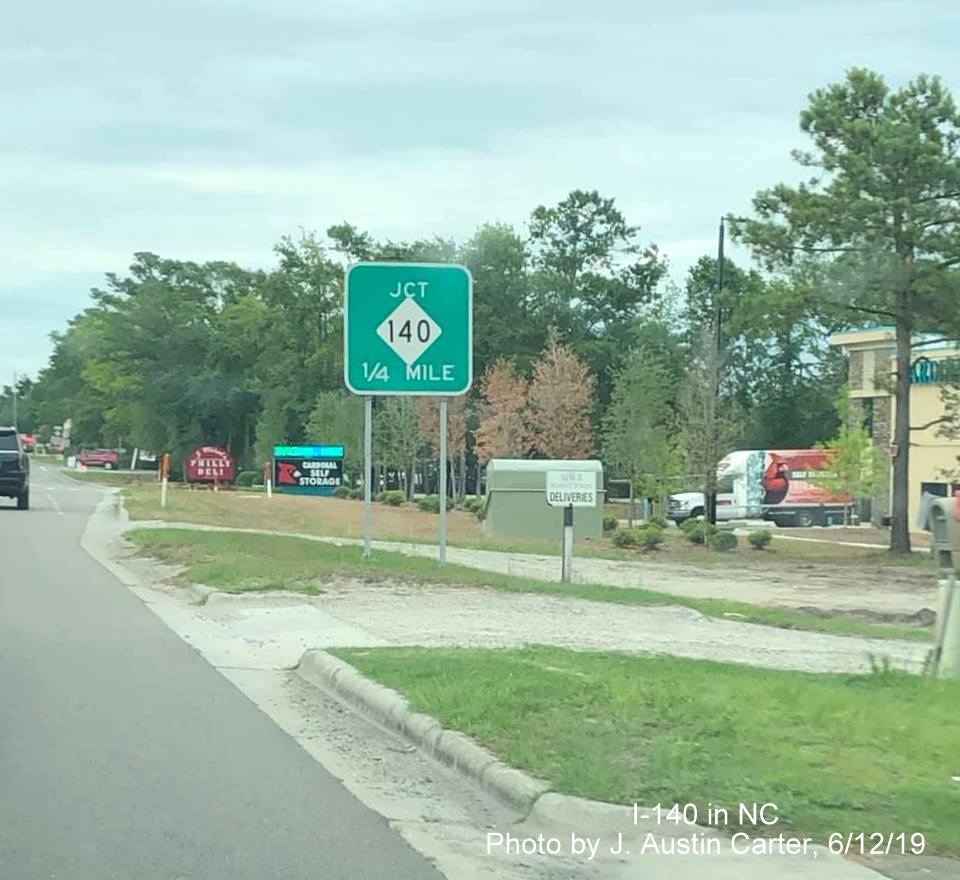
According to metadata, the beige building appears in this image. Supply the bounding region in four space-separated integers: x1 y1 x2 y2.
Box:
830 327 960 527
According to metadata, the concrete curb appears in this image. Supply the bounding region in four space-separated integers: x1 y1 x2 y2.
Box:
296 649 551 813
183 583 218 605
295 651 893 877
80 492 141 588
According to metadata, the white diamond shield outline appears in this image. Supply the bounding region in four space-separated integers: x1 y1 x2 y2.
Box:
376 297 443 366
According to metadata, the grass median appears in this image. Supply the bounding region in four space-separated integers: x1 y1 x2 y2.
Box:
126 528 934 642
333 645 960 855
119 483 936 571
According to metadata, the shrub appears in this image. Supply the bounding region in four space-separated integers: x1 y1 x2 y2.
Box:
611 527 637 548
333 485 351 499
348 487 363 500
418 494 441 513
710 530 738 552
374 491 386 503
685 522 717 545
602 515 619 532
613 526 664 550
648 515 669 530
234 470 258 488
679 517 702 535
463 496 485 514
635 526 664 550
381 489 405 506
748 529 773 550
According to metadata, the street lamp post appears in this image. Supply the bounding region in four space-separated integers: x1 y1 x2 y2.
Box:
705 219 725 525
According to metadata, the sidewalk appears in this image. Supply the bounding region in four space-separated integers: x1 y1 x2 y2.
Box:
124 520 929 676
130 518 938 619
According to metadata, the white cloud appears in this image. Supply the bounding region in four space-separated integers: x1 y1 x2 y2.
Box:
3 0 960 379
1 115 798 290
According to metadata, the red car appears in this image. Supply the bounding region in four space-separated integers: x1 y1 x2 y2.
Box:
77 448 120 469
20 433 35 452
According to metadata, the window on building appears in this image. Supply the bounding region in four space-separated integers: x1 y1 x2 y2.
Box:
861 398 875 436
921 482 948 498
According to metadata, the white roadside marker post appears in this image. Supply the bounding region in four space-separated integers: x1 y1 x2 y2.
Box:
562 503 574 583
160 452 169 509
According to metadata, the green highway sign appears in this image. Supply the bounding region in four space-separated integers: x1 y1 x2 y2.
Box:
344 262 473 395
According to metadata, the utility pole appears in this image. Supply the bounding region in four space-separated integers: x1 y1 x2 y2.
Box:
11 371 18 429
705 218 725 525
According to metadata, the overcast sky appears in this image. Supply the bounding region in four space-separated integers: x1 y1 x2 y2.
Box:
3 0 959 380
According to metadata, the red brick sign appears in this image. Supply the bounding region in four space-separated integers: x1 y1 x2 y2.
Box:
185 446 235 483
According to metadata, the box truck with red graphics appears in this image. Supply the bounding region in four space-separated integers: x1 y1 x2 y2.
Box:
668 449 852 527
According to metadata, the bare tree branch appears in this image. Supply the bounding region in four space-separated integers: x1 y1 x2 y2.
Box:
916 190 960 204
811 298 898 319
791 245 861 254
911 415 953 431
918 215 960 229
911 337 959 348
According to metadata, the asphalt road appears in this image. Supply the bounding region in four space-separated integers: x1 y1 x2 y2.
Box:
0 465 444 880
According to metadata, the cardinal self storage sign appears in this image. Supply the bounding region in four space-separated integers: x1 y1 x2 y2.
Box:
273 445 344 496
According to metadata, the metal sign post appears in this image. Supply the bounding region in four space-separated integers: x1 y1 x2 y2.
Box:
363 396 373 560
439 399 448 565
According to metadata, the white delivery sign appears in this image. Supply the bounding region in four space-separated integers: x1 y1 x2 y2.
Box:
546 470 597 508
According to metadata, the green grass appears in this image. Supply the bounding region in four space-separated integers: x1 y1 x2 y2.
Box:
334 645 960 855
126 528 934 642
119 483 936 570
567 534 932 570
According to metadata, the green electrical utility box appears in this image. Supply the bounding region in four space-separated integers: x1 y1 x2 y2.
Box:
929 495 960 680
483 459 604 542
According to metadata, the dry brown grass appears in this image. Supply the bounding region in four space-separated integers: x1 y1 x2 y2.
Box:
124 484 485 542
122 483 934 585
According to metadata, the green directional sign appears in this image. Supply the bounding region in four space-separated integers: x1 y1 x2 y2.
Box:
344 262 473 395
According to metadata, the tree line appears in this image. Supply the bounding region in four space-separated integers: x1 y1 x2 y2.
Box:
3 68 960 552
0 202 843 492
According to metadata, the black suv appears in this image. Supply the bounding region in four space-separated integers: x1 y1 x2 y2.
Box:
0 427 30 510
